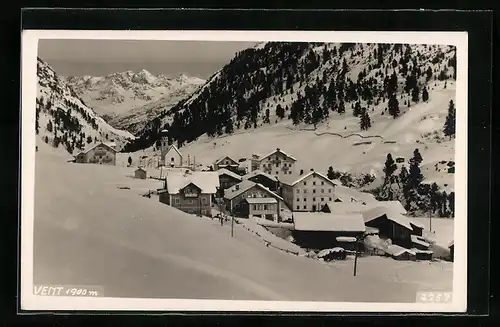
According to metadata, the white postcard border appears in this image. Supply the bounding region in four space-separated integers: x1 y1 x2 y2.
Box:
20 29 468 313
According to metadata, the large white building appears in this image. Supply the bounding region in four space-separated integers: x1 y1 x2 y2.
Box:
254 148 297 179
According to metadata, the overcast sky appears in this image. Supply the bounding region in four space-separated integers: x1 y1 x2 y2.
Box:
38 39 258 79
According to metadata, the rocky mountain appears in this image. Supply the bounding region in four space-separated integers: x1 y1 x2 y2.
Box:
125 42 456 151
63 70 205 133
36 57 136 154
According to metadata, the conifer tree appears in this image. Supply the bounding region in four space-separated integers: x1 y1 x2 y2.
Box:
443 99 456 138
337 99 345 114
422 86 429 102
353 101 362 117
411 86 420 103
327 166 335 180
388 94 400 118
383 153 397 183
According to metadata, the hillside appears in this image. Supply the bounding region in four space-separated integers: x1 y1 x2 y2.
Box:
36 57 136 154
64 71 205 134
33 144 450 302
125 42 456 152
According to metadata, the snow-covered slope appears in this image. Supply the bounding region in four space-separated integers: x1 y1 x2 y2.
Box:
124 42 456 193
36 57 135 154
64 70 205 133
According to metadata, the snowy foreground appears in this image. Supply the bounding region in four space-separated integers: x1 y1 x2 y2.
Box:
32 143 452 302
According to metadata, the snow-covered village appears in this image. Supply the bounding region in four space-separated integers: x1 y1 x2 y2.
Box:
31 39 457 303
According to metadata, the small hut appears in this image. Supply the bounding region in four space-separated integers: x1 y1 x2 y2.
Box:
135 167 148 179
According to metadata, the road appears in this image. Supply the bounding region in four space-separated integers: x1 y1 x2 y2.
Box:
31 148 420 303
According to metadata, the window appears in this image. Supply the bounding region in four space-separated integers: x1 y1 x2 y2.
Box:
175 198 180 204
313 189 316 193
321 181 325 185
303 198 306 202
296 198 300 202
253 204 257 211
264 205 268 210
276 163 279 167
284 163 287 167
329 197 332 201
313 181 316 185
321 197 324 201
296 189 300 194
297 205 300 210
328 189 332 193
276 171 279 175
171 157 174 162
303 189 307 193
303 181 307 185
313 197 316 201
202 198 206 204
303 205 307 209
289 171 292 174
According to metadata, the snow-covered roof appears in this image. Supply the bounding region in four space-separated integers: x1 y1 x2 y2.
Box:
245 197 277 204
165 144 182 158
322 202 368 214
448 240 454 248
293 212 366 232
165 171 219 194
279 171 336 187
410 248 434 254
217 168 243 181
223 180 283 201
258 148 297 162
385 244 416 257
333 184 378 204
75 142 118 156
243 170 278 181
317 247 345 257
411 235 431 248
409 218 425 229
363 201 407 215
336 236 357 243
214 155 238 165
362 207 414 230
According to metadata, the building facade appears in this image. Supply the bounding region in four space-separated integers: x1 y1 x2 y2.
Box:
158 171 219 217
217 168 243 197
159 183 212 216
223 180 282 220
256 148 296 179
213 156 239 172
241 198 279 221
280 171 336 212
244 170 279 192
134 167 147 179
163 145 183 168
74 142 117 165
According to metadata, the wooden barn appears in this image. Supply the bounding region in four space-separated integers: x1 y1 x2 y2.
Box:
243 170 279 192
362 207 415 249
292 212 366 250
134 167 148 179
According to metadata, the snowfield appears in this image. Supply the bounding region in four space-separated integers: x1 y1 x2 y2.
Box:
31 140 453 302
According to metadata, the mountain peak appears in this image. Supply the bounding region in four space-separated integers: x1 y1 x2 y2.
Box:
132 69 157 84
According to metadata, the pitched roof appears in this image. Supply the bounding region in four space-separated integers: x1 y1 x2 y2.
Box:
385 244 416 256
165 171 219 194
279 171 336 187
217 168 243 181
411 235 431 248
322 202 369 214
363 200 407 215
75 142 117 156
333 184 378 204
214 155 238 165
258 148 297 162
165 144 182 158
244 197 277 204
135 167 147 172
362 207 413 230
292 212 366 232
243 170 278 181
223 180 283 201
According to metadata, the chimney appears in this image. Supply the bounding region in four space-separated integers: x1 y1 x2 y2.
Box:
235 184 240 190
299 169 304 175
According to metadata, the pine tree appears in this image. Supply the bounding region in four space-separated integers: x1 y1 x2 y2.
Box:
86 136 92 144
353 101 362 117
411 86 420 103
337 99 345 114
422 86 429 102
264 109 270 124
383 153 397 183
388 94 400 118
327 166 335 180
443 99 456 138
224 119 234 134
276 104 285 119
429 182 440 215
46 120 53 132
412 148 423 165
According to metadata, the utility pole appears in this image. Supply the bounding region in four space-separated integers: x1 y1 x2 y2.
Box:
231 211 234 238
353 237 359 276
